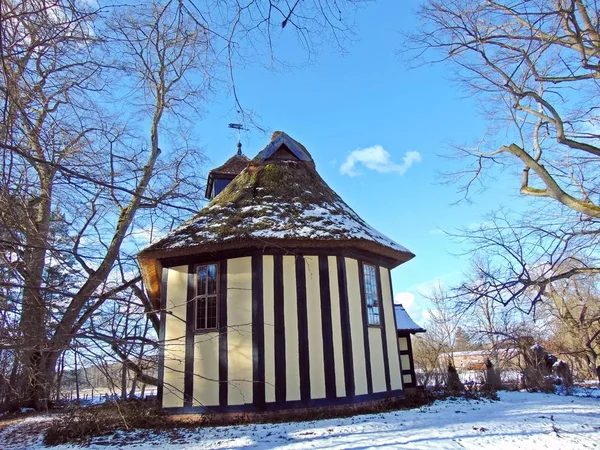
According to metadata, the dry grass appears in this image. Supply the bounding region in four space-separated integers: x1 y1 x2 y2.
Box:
43 392 435 446
44 399 166 446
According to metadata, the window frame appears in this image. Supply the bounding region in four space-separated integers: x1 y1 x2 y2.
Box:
211 175 235 199
194 262 219 332
362 262 381 327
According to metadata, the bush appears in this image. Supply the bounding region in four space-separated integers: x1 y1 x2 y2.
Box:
446 363 464 395
484 359 502 391
44 398 165 446
477 383 500 401
520 343 558 393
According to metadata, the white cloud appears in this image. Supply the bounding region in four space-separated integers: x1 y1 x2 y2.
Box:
340 145 421 177
394 292 415 308
421 309 434 321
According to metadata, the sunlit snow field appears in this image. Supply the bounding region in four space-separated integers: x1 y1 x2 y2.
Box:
1 390 599 449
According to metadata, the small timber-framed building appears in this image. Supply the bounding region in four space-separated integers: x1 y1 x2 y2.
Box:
138 132 416 413
395 304 425 388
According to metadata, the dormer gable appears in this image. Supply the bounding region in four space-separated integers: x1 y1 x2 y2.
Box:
204 146 249 200
254 131 313 164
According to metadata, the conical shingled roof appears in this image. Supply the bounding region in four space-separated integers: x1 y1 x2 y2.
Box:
210 152 250 175
143 132 412 258
139 132 414 306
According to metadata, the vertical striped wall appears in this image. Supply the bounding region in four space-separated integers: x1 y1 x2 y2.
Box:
160 254 406 412
398 334 418 387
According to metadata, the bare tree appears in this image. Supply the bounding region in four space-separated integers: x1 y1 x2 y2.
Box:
544 273 600 380
0 0 365 410
412 284 465 386
407 0 600 217
0 0 210 409
453 210 600 308
403 5 600 369
453 211 600 379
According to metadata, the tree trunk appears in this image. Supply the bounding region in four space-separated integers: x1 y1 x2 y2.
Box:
55 353 65 403
19 173 54 409
128 376 137 400
121 364 127 400
30 349 62 410
74 353 80 402
585 347 600 382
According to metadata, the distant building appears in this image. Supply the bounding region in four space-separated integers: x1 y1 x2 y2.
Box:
139 132 416 413
439 348 523 371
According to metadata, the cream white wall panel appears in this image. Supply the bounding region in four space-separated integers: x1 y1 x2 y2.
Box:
328 256 346 398
368 328 386 393
399 337 409 351
263 255 276 403
227 257 253 405
283 255 301 401
345 257 368 395
400 354 411 371
193 332 219 406
305 256 326 399
381 267 403 390
163 265 188 408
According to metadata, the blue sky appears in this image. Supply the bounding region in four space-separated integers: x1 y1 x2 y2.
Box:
189 0 530 324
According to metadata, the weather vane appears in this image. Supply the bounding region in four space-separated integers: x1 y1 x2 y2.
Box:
228 122 246 155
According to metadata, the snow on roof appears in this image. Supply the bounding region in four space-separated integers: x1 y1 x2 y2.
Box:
141 132 413 265
395 304 425 333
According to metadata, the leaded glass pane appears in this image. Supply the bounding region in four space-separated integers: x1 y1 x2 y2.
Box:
197 297 207 329
197 266 207 295
363 264 380 326
207 264 217 295
196 263 218 330
206 296 217 329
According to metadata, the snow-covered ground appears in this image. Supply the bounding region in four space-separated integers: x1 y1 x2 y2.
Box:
1 391 599 449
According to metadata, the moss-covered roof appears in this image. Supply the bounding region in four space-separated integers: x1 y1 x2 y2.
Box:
139 132 414 307
142 132 412 259
145 158 411 255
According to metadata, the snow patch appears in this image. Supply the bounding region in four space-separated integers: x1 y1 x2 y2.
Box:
3 391 600 449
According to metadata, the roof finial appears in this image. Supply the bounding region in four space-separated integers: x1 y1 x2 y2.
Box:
228 122 245 156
